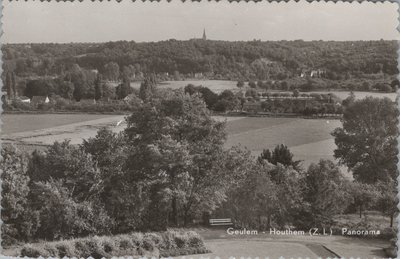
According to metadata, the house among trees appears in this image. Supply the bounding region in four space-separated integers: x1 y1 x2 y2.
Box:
310 69 326 78
123 94 137 102
300 69 326 78
18 96 31 103
31 96 49 107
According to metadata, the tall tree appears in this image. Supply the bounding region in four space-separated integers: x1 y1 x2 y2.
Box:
116 74 133 99
103 62 120 82
5 72 12 100
375 179 398 227
124 91 227 227
11 72 17 98
332 97 398 183
349 182 379 218
94 74 103 100
139 75 157 101
303 160 351 227
1 145 38 244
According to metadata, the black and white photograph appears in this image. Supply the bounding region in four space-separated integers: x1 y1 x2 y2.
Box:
1 1 399 258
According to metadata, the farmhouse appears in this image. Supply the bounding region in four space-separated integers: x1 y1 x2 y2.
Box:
19 96 31 103
31 96 50 107
310 69 326 78
299 69 326 78
123 94 138 102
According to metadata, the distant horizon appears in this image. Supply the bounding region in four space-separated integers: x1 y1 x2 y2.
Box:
4 38 399 45
3 1 399 44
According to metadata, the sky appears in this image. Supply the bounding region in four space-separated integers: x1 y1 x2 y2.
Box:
3 0 399 43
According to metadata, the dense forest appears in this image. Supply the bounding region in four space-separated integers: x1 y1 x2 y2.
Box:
3 40 397 80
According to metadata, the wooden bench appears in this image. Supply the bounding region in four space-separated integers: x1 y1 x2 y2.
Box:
209 218 233 226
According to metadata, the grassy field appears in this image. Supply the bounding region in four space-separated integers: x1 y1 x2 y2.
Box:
129 80 397 100
1 113 119 135
224 117 342 168
1 114 342 169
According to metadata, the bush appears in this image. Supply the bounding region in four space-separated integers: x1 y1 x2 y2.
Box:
173 232 189 248
20 230 207 258
100 236 117 254
381 228 396 240
74 238 108 259
116 235 138 256
21 245 49 257
187 231 204 248
143 238 156 251
144 232 163 247
43 243 59 257
160 231 177 250
117 235 134 250
55 241 76 258
130 232 144 247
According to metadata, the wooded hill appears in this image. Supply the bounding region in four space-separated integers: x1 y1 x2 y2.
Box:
3 40 397 81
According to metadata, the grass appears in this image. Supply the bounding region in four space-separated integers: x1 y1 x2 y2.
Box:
19 230 210 258
129 79 397 100
1 113 117 134
3 113 343 167
224 117 341 166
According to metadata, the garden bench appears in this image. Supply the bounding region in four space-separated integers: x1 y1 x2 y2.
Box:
209 218 233 226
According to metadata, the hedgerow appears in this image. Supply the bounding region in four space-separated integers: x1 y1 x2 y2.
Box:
20 230 209 258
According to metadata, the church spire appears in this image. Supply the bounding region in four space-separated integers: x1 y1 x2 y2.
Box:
202 28 207 40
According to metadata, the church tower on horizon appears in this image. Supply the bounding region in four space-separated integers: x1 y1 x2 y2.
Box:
202 29 207 40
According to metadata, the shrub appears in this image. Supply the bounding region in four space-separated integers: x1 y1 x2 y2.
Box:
43 243 59 257
187 231 204 248
118 235 134 250
142 238 156 251
55 241 76 258
21 245 49 257
130 232 144 247
160 231 177 250
116 235 138 256
19 230 207 258
144 232 162 246
173 232 189 248
73 238 109 259
100 236 117 254
381 228 396 240
137 246 146 256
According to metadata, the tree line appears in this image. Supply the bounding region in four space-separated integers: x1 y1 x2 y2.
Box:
4 40 397 80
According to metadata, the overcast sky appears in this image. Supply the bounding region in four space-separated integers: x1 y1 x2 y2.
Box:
3 0 399 43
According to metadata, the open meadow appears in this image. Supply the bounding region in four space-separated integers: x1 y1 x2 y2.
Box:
2 113 342 169
130 80 398 100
